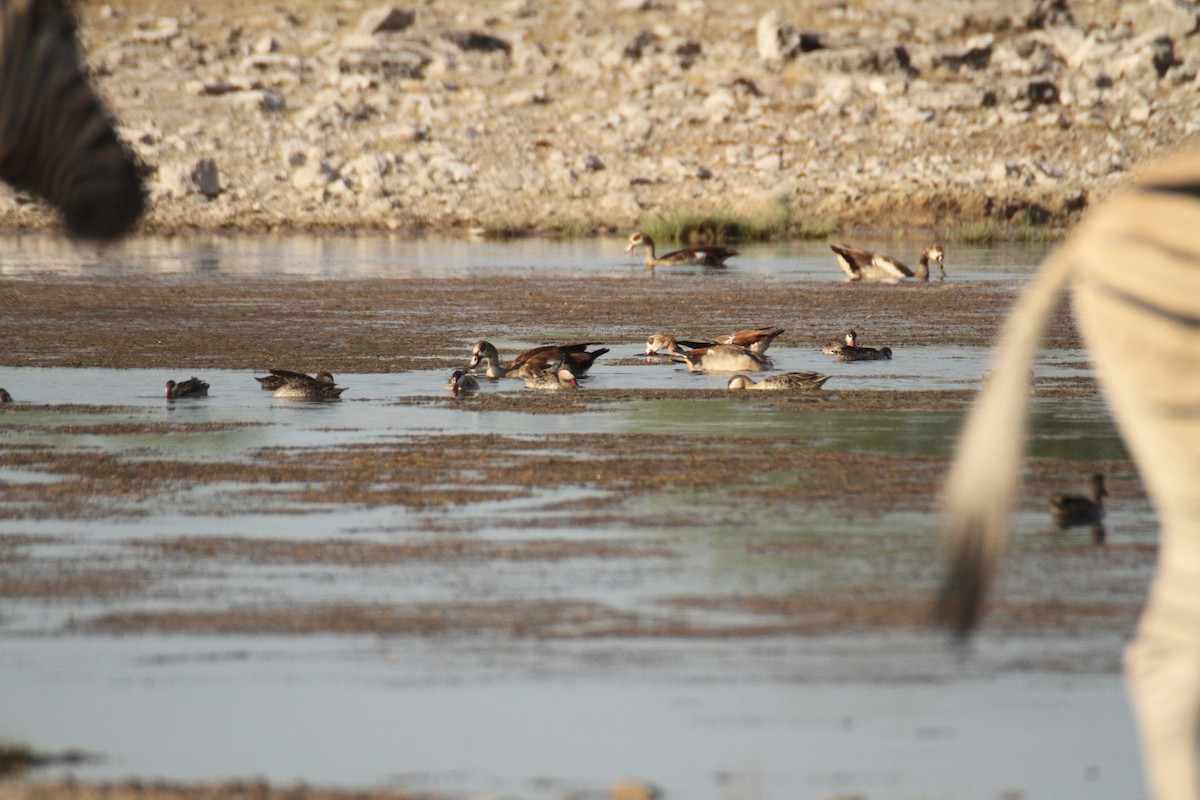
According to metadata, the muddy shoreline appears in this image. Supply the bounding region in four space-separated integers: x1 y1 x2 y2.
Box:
0 271 1071 371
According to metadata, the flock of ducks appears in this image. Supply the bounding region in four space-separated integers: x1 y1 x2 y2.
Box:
444 323 889 399
625 230 947 284
0 233 1106 532
160 369 350 401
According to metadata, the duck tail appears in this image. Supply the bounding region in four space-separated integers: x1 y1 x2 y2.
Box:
934 249 1075 637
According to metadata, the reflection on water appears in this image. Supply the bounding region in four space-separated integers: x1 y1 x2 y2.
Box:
0 233 1054 281
0 237 1149 800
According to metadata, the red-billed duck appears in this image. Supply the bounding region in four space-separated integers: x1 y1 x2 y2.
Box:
837 344 892 361
523 363 579 390
269 369 347 400
445 369 479 397
1051 473 1107 529
165 377 209 399
727 372 830 391
256 369 336 391
821 329 858 355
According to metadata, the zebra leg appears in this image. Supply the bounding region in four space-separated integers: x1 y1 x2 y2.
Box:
1068 179 1200 800
0 0 144 240
1124 539 1200 800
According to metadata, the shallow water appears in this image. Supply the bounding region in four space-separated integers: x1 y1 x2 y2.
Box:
0 234 1047 281
0 236 1155 800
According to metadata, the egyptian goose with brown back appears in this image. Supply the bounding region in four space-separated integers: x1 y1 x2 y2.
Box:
831 243 945 283
711 326 785 353
626 231 737 267
469 341 609 379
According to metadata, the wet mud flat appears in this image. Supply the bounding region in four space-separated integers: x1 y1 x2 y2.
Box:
0 271 1075 371
0 267 1155 799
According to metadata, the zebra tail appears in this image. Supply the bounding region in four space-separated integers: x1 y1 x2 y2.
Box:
933 249 1075 637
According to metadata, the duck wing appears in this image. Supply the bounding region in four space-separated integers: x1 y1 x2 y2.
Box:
869 252 915 278
830 244 875 278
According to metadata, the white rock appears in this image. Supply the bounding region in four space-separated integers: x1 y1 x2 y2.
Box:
757 9 803 63
425 154 475 184
755 152 782 171
597 190 641 219
253 34 278 54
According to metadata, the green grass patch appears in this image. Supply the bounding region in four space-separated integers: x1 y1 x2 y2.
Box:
542 215 596 239
474 215 529 240
638 197 837 244
944 219 1065 245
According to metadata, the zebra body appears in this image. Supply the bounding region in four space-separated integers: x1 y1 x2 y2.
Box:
0 0 144 240
936 147 1200 800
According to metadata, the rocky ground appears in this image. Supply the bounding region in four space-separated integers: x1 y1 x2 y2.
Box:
4 0 1200 237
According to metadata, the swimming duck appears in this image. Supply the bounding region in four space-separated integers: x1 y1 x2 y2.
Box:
522 363 579 390
0 388 12 403
831 243 945 283
646 334 771 372
445 369 479 397
836 344 892 362
643 329 783 356
165 377 209 399
710 326 786 354
625 231 737 267
255 369 336 391
1050 473 1107 529
269 369 347 400
821 329 858 356
727 372 830 391
469 341 609 379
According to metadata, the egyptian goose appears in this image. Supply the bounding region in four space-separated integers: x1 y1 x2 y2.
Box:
644 327 784 356
256 369 337 391
1050 473 1107 529
831 243 945 283
646 334 771 372
821 329 858 355
469 341 609 379
727 372 830 391
0 388 11 403
625 231 737 267
712 326 785 353
523 363 579 390
445 369 479 397
165 377 209 399
268 369 348 400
